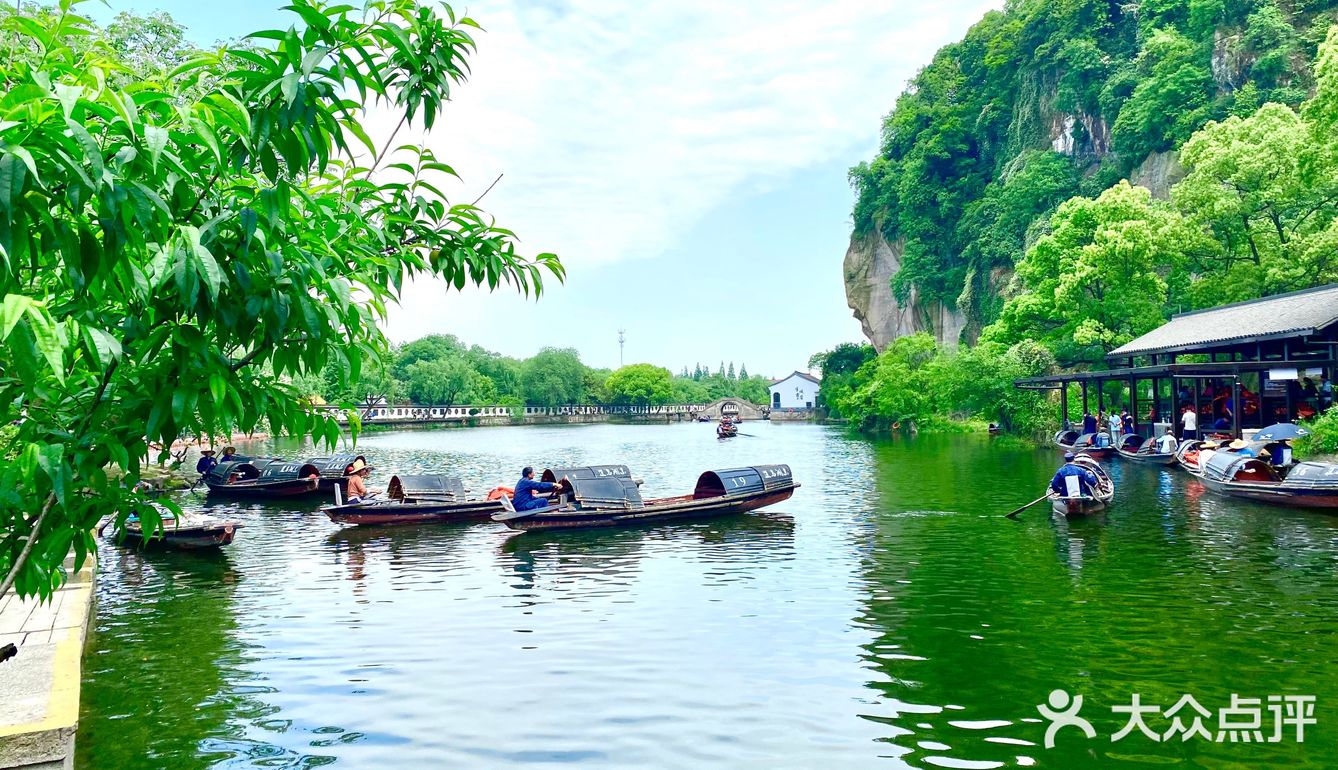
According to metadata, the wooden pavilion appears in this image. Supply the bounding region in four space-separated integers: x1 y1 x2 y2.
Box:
1015 284 1338 438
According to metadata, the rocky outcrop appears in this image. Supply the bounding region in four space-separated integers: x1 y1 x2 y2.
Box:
1128 151 1185 200
843 228 967 351
1049 111 1111 158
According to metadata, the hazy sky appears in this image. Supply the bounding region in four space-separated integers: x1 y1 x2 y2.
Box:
92 0 998 377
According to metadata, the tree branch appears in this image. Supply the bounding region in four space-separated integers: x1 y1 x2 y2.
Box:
0 492 57 601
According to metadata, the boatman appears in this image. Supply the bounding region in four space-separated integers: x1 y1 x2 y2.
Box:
345 460 376 503
513 466 559 511
1156 427 1178 455
195 449 218 476
1050 453 1097 497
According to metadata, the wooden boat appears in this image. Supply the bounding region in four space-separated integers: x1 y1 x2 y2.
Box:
1066 432 1116 459
304 454 369 492
717 422 738 438
1194 454 1338 508
494 464 798 531
203 458 321 498
113 510 243 549
323 473 500 526
988 423 1003 435
1116 434 1178 466
1048 454 1114 517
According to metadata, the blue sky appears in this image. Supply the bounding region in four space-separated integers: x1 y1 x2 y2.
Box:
90 0 998 377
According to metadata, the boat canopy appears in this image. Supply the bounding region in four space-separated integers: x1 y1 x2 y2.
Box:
1280 462 1338 490
693 464 794 499
1119 433 1145 452
255 459 321 482
555 475 644 509
1054 430 1079 446
541 465 632 484
206 460 261 483
1136 437 1158 454
387 474 466 501
306 454 368 477
1202 452 1280 484
1074 432 1113 449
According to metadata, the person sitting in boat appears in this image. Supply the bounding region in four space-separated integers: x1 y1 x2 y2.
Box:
220 446 238 463
512 466 559 511
1050 453 1097 497
345 460 377 503
1156 427 1177 454
195 449 218 475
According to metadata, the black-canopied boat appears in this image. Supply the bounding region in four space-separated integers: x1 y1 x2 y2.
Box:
1047 454 1114 517
1116 434 1178 466
494 464 798 531
111 510 243 549
304 454 370 492
1194 453 1338 509
203 458 321 498
323 474 501 526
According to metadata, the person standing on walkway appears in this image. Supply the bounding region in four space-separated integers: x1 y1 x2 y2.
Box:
1108 409 1122 441
1181 406 1198 440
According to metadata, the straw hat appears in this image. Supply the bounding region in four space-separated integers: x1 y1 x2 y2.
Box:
349 459 368 474
1201 441 1219 449
201 449 216 456
222 446 236 454
1228 439 1249 450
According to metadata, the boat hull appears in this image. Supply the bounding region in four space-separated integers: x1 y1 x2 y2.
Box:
1050 496 1108 517
1196 476 1338 508
118 526 239 550
324 499 502 526
1116 449 1178 466
498 486 797 531
204 478 320 498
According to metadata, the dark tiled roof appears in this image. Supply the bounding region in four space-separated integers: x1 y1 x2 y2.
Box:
770 371 821 386
1108 284 1338 359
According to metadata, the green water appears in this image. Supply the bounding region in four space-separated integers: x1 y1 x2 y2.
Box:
77 424 1338 768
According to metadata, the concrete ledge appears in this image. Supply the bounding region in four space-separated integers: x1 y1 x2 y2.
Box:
0 558 95 770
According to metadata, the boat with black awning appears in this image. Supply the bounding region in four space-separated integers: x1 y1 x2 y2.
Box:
1192 453 1338 508
323 474 500 525
1116 434 1178 466
106 508 243 549
304 454 370 492
494 464 798 531
1048 454 1114 517
203 458 322 498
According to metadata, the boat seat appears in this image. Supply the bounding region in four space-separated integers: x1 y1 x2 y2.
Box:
498 494 516 513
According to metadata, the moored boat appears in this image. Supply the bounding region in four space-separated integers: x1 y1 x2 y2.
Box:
203 458 322 498
1194 453 1338 508
323 473 500 525
1048 454 1114 517
494 464 798 531
112 510 243 550
304 454 370 492
1116 434 1178 466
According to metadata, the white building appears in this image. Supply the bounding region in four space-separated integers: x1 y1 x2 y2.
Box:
769 371 820 410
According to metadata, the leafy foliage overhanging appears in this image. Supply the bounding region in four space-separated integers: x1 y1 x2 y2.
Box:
0 0 566 600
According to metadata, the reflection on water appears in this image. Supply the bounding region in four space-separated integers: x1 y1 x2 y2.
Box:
79 424 1338 768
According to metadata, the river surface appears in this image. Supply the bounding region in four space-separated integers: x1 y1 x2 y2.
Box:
77 423 1338 768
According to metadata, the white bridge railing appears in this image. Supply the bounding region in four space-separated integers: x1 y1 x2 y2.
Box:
311 403 714 423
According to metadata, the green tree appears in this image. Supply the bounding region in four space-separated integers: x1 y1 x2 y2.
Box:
605 364 673 406
986 181 1204 361
521 347 586 406
0 0 563 600
404 356 478 407
1111 28 1216 159
392 334 464 379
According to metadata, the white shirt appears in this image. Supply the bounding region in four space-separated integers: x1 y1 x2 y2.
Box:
1156 434 1178 454
1182 410 1197 431
1108 415 1121 431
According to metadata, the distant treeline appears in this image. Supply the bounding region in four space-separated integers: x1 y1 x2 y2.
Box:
294 334 773 408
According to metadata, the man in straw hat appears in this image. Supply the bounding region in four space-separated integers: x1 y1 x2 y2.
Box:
345 459 376 503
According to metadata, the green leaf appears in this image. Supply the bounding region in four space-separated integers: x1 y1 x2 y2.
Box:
143 125 169 170
23 309 66 384
83 327 122 367
209 373 226 406
53 83 82 118
0 294 34 340
0 153 27 213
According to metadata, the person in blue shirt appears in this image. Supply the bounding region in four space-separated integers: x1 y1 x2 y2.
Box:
513 466 559 511
195 449 218 475
1082 411 1097 434
1050 453 1097 497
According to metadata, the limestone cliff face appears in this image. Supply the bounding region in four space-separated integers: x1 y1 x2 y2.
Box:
843 229 967 351
1128 151 1186 200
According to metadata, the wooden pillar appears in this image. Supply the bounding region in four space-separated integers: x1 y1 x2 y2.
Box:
1232 379 1242 438
1191 378 1200 438
1081 381 1089 416
1060 382 1069 429
1098 378 1105 414
1152 376 1163 432
1130 376 1139 436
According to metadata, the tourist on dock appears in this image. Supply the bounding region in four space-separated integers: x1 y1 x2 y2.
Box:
1156 427 1177 455
1180 406 1197 440
1321 376 1333 411
513 466 559 511
1050 453 1097 497
1082 411 1097 434
1120 409 1134 435
1107 410 1122 440
195 449 218 475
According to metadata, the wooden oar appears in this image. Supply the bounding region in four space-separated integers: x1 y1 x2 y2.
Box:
1005 494 1049 519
